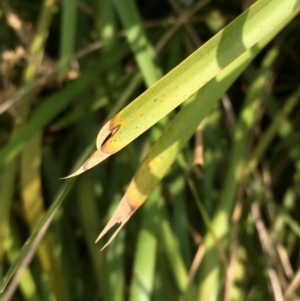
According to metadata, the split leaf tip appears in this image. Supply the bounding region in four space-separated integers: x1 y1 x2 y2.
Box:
62 121 118 179
96 194 138 250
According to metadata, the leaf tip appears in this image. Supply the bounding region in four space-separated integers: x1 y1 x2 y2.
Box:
61 120 118 179
95 195 137 249
61 149 112 179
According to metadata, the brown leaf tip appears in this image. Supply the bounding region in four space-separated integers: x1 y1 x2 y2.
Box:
95 195 137 250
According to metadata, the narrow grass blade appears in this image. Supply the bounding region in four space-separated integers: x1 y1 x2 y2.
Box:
112 0 162 86
3 223 40 301
0 178 75 293
155 194 193 300
170 171 192 267
96 0 122 82
20 133 70 301
59 0 77 77
128 188 159 301
77 175 109 300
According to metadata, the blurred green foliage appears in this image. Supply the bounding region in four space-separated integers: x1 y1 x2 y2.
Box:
0 0 300 301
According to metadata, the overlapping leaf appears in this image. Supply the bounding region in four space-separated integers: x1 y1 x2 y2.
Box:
63 0 300 249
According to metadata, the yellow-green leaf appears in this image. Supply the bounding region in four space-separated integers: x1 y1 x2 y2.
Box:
65 0 299 179
95 11 294 247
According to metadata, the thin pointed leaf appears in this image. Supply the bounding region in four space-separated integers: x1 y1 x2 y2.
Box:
66 0 300 178
95 10 294 247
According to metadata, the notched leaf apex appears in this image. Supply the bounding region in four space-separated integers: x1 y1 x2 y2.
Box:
96 195 137 250
62 120 116 179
